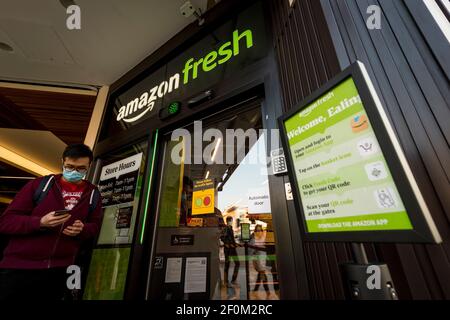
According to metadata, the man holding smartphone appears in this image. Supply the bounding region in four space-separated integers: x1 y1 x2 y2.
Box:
0 144 103 300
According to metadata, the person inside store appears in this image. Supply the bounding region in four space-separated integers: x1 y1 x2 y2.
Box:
249 224 270 297
0 144 103 300
220 216 240 287
179 176 193 226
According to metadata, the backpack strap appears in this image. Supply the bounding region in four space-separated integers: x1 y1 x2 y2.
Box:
88 188 101 215
32 175 55 206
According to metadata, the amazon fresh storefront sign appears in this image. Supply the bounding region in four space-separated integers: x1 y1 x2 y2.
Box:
116 29 254 123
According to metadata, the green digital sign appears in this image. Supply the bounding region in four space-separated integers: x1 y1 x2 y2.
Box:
284 77 412 233
279 62 441 243
168 102 181 114
241 223 251 241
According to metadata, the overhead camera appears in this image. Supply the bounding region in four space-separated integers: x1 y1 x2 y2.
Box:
180 1 205 26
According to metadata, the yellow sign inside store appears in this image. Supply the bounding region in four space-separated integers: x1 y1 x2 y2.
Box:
192 179 215 215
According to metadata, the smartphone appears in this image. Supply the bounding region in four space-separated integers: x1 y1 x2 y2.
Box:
54 209 70 216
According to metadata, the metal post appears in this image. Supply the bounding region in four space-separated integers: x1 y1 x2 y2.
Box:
341 242 398 300
244 242 250 300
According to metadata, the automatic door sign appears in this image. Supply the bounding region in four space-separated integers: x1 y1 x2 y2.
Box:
192 179 215 215
247 187 271 214
279 62 441 243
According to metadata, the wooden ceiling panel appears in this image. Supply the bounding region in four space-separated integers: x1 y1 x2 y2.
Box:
0 86 97 145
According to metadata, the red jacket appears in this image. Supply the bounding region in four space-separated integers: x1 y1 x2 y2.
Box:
0 174 103 269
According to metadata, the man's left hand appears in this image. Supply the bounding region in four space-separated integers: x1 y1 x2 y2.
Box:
63 220 84 237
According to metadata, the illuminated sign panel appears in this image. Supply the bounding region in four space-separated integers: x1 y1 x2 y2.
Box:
116 29 254 123
279 62 441 243
100 2 268 139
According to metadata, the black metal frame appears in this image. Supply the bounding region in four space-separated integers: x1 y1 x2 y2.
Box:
278 61 442 244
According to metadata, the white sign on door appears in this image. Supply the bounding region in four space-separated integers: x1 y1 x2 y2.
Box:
247 187 272 214
100 152 143 181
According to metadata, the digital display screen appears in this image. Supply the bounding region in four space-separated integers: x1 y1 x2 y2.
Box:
283 77 413 233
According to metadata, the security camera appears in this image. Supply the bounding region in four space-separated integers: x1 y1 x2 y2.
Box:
180 1 205 26
180 1 196 17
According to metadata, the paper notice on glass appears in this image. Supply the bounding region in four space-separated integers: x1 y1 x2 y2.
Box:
114 236 129 244
184 257 207 293
165 257 182 283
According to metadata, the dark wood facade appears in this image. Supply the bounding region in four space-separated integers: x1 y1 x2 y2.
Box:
269 0 450 299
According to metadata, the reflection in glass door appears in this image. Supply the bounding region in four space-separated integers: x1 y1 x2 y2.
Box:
148 105 280 300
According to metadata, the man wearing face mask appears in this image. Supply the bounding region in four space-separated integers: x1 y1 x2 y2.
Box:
0 144 103 300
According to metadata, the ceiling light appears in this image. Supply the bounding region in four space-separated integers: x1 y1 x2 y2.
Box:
0 146 54 176
0 42 14 52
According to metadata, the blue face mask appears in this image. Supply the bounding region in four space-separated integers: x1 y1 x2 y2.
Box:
62 167 86 182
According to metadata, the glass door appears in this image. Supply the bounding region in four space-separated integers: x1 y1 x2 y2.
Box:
147 103 281 300
83 139 150 300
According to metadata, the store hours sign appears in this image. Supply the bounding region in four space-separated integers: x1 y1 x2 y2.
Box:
279 62 441 243
98 153 143 207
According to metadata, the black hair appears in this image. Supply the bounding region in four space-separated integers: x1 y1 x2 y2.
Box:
226 216 233 222
62 144 93 163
